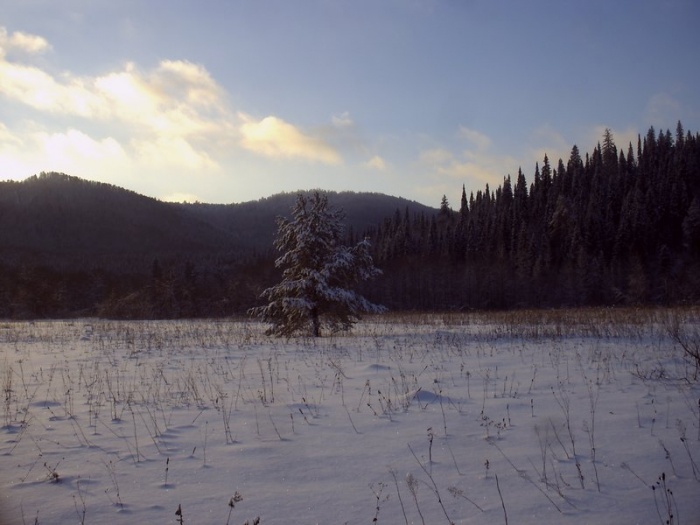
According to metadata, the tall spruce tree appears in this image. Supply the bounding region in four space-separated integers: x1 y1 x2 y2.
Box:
250 192 385 337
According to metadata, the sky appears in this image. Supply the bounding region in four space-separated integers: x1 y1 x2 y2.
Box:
1 0 699 207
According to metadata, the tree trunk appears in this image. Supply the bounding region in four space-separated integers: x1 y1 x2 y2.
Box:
311 307 320 337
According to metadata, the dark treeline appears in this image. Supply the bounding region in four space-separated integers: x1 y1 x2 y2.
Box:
360 123 700 310
0 255 268 319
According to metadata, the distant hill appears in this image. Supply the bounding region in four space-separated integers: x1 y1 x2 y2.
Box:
183 190 435 252
0 172 436 270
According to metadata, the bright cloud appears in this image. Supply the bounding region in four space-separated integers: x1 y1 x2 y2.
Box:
0 60 99 115
239 114 342 165
93 60 230 138
33 129 129 181
155 60 222 106
0 48 230 134
95 65 158 120
0 121 34 178
0 123 131 181
40 129 126 163
133 136 218 171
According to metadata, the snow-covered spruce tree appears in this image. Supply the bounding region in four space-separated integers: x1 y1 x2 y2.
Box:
250 192 386 337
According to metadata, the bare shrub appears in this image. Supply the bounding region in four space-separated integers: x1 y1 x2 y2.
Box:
664 310 700 380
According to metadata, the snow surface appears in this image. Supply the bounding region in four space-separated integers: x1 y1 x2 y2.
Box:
1 315 699 524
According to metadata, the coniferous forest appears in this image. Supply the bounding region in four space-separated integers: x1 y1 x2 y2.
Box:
0 123 699 319
362 124 700 311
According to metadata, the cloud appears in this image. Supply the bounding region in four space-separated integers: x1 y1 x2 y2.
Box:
420 128 518 188
0 121 21 146
40 129 126 163
133 136 218 170
0 27 51 55
35 129 129 180
433 154 509 187
0 59 99 115
0 48 229 132
364 155 387 170
0 28 104 117
156 60 222 105
0 121 35 178
94 60 230 138
458 126 492 151
0 122 131 180
238 113 342 164
419 147 453 165
413 138 517 207
332 111 353 128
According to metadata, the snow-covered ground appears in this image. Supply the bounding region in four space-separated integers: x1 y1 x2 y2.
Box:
1 312 699 525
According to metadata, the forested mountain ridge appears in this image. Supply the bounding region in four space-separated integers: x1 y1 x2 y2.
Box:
0 173 233 268
0 172 434 269
0 172 435 318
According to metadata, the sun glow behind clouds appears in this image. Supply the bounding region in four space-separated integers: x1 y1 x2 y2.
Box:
0 124 133 183
0 27 235 181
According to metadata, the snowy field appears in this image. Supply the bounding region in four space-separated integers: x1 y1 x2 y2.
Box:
1 311 699 525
